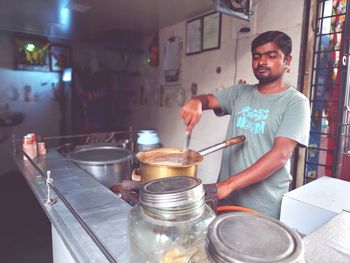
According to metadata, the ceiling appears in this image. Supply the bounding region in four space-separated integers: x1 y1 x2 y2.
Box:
0 0 214 40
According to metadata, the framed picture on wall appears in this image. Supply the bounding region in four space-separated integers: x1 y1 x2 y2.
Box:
202 12 222 51
49 44 72 72
186 17 202 55
14 36 50 71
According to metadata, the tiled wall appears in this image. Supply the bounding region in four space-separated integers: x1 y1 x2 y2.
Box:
0 31 61 175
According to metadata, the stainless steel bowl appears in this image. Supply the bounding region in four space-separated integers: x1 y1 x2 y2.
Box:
68 143 134 188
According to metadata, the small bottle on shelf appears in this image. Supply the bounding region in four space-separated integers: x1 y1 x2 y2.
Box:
22 135 35 160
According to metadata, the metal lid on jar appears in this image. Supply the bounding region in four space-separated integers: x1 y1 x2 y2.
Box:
140 176 204 209
206 212 305 263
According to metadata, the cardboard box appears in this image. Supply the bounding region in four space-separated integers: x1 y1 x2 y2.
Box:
304 210 350 263
280 176 350 235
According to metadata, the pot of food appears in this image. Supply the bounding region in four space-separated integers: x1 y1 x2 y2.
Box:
68 143 134 188
136 135 245 184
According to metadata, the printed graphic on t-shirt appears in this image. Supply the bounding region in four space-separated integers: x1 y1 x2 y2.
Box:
236 106 269 134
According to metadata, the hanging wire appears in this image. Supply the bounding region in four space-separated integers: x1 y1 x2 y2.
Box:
233 27 250 84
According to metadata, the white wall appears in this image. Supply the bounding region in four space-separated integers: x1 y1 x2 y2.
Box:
128 0 305 184
0 31 61 175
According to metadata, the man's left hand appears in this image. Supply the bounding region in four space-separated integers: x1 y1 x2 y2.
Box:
216 181 232 200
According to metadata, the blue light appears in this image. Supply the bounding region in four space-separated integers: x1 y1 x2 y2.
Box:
60 7 71 25
62 68 72 82
58 6 72 33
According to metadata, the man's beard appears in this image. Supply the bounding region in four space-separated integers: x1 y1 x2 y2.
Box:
253 67 284 84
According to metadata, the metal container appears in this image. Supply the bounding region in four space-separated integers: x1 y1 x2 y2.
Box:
68 143 134 188
206 212 305 263
136 135 245 184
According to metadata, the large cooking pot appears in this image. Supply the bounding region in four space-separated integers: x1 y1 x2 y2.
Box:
68 143 134 188
136 135 245 184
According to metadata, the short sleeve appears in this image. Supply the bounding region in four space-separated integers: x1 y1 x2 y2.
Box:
275 96 311 147
213 85 246 116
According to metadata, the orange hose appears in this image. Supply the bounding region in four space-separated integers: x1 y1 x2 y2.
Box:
216 205 258 214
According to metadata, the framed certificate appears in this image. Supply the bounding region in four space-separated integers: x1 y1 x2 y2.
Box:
202 12 222 51
186 17 202 55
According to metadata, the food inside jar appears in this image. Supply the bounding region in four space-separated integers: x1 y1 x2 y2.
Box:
160 245 208 263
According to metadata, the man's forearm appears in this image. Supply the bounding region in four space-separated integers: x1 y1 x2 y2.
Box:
217 137 297 199
191 94 220 110
229 150 286 189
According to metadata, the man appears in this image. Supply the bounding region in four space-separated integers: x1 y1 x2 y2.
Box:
180 31 310 219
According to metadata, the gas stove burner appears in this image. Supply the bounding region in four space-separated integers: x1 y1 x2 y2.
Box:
110 179 218 212
110 180 141 206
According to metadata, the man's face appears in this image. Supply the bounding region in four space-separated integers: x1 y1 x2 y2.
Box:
252 42 291 84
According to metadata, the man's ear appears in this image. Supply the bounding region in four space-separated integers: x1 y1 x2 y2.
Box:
285 55 292 66
285 55 292 72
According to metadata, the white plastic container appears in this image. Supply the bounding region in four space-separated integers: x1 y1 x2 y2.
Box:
280 176 350 235
136 129 162 152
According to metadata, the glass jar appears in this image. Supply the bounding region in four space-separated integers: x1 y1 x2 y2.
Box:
128 176 216 263
206 212 305 263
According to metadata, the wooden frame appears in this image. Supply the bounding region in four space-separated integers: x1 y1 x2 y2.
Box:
202 12 222 52
186 17 202 55
49 44 72 72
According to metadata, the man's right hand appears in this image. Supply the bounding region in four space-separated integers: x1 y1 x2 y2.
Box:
180 94 221 133
180 98 203 133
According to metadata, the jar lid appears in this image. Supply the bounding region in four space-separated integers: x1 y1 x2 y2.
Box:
206 213 305 263
137 129 160 145
138 129 158 135
140 176 204 209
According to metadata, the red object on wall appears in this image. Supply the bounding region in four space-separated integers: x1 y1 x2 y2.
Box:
148 34 159 67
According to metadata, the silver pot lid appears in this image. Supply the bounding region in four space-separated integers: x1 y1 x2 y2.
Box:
206 212 305 263
140 176 204 208
68 143 134 165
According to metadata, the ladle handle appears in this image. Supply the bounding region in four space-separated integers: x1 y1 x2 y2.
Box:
198 135 246 156
224 135 246 147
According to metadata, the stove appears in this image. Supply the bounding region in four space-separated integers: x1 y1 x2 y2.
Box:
110 178 218 212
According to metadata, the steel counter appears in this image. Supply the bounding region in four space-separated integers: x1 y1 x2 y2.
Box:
13 148 131 263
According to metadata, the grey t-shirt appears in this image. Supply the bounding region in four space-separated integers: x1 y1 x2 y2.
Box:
214 84 310 218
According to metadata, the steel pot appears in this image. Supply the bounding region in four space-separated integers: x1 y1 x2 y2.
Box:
68 143 134 188
136 135 245 184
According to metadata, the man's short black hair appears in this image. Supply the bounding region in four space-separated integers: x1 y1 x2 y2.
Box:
251 31 292 57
